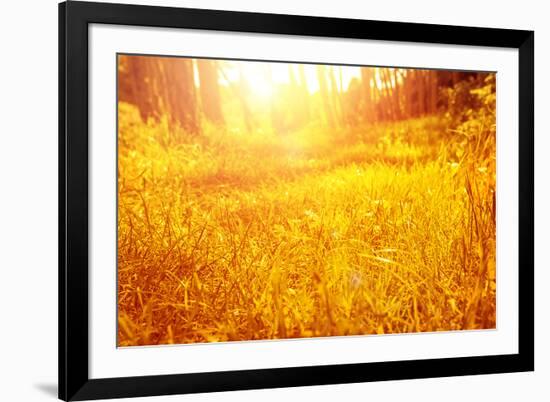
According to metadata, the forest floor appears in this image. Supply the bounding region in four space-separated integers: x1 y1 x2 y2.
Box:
117 103 496 346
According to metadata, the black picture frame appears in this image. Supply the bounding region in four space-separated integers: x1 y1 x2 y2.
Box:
59 1 534 400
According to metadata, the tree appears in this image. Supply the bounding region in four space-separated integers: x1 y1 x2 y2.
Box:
238 69 254 132
118 55 199 137
329 66 343 125
197 60 224 125
297 65 310 123
264 64 283 134
360 67 374 123
342 77 362 126
391 69 403 120
316 65 335 127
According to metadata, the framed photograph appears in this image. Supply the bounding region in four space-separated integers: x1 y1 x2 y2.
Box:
59 1 534 400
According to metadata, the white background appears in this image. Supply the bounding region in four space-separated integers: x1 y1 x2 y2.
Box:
90 23 519 379
0 0 546 401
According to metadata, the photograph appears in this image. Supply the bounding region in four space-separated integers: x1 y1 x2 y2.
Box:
116 54 497 347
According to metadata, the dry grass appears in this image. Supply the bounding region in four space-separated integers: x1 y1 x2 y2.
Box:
117 103 496 346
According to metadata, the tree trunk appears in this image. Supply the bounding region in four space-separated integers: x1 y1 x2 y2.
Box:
360 67 374 123
238 70 254 132
297 65 310 123
118 55 199 137
392 69 402 120
316 65 335 127
197 60 224 125
329 66 343 125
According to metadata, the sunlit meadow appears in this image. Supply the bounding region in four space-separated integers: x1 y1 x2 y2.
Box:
117 55 496 346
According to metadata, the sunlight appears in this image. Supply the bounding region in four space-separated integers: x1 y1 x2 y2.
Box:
243 66 274 99
218 60 361 98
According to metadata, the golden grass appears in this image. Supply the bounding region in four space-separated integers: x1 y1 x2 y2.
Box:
117 103 496 346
